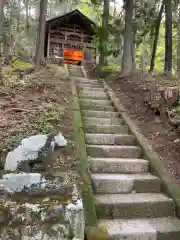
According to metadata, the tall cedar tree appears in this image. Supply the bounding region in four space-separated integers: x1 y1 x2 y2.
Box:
35 0 47 71
99 0 109 66
164 0 172 75
149 2 164 73
121 0 133 76
0 0 6 84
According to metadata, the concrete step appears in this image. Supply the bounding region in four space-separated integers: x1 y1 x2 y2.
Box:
95 193 174 219
78 87 105 92
79 92 109 100
87 145 142 158
83 117 123 126
85 133 135 145
90 157 149 174
76 79 99 84
91 173 160 194
84 124 129 134
79 89 106 94
79 95 109 101
81 110 119 118
98 217 180 240
79 99 112 107
77 83 102 88
80 104 115 112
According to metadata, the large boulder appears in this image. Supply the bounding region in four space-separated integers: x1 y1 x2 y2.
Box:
4 133 67 171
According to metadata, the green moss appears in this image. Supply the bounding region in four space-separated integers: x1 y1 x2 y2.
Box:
102 64 120 73
71 78 97 227
12 57 33 69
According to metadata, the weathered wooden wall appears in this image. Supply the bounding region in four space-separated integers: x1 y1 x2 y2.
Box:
47 22 96 64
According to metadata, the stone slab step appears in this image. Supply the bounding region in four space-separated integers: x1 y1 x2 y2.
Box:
78 87 105 92
91 173 160 194
95 193 174 219
79 95 109 100
81 110 119 118
80 104 115 112
79 89 106 94
87 145 142 158
79 92 109 100
84 124 129 134
85 133 135 145
77 83 102 88
83 117 123 126
76 79 99 83
90 157 149 173
98 217 180 240
79 99 112 107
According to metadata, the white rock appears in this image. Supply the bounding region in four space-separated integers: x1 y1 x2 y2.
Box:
4 132 67 171
65 199 85 239
54 133 67 147
0 173 42 193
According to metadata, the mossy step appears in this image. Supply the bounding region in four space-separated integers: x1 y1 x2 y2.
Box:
91 173 160 194
90 157 149 174
77 83 102 88
82 117 123 126
95 193 174 219
76 79 99 84
80 104 115 112
85 133 135 145
79 95 109 101
79 99 112 107
81 110 119 118
98 217 180 240
79 92 108 100
79 90 106 94
86 145 142 158
84 124 129 134
78 87 105 92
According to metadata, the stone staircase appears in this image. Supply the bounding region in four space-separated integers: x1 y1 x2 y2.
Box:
71 67 180 239
67 64 84 77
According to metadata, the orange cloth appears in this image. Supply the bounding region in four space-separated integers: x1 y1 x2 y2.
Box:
64 49 83 64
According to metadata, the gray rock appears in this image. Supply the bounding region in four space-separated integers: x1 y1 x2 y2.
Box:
4 133 67 171
0 173 43 193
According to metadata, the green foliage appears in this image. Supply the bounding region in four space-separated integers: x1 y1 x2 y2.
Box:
38 109 62 134
12 56 33 69
102 64 120 73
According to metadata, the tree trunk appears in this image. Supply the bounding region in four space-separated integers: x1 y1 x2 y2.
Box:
16 0 21 33
132 31 136 72
164 0 172 76
35 0 47 71
121 0 133 76
24 0 29 36
177 5 180 79
0 0 5 85
149 2 164 73
99 0 109 66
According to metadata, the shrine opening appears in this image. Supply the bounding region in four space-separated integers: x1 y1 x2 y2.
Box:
44 9 97 66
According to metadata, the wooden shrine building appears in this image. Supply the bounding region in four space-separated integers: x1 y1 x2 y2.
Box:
44 9 97 65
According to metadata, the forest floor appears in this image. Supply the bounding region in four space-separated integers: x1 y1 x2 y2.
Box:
108 72 180 185
0 65 74 170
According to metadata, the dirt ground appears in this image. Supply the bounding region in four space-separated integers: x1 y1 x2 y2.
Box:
0 65 74 170
108 73 180 185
